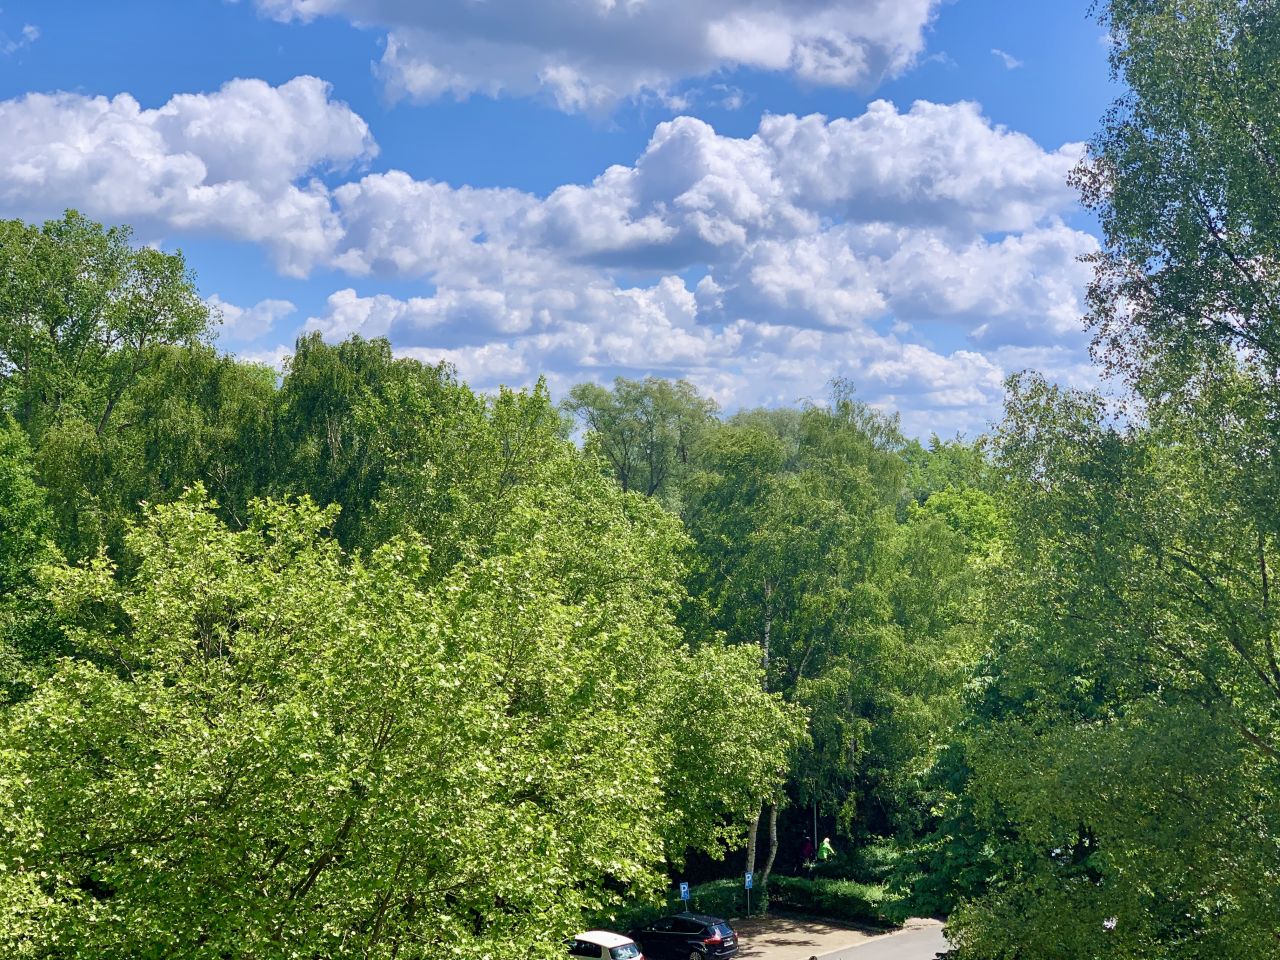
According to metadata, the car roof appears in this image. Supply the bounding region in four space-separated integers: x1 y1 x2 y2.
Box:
671 912 726 925
578 930 636 948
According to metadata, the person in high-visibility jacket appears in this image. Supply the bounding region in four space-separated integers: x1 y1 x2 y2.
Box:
818 836 836 861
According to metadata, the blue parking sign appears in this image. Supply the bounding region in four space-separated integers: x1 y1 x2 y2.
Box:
679 882 690 901
744 872 753 890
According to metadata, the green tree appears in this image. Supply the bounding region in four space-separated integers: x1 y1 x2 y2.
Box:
682 386 982 884
1074 0 1280 379
944 375 1280 958
0 211 211 442
271 333 459 550
0 417 61 703
363 375 570 574
924 6 1280 954
564 377 718 505
33 344 278 562
0 211 213 559
0 468 800 957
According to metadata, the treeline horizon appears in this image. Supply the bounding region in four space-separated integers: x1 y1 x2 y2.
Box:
0 205 992 956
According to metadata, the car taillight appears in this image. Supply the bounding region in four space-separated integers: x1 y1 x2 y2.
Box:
703 935 722 945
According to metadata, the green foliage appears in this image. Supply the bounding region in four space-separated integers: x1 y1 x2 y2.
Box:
0 417 61 702
938 375 1280 958
810 839 900 885
0 210 993 953
0 211 212 560
363 374 572 573
0 417 51 596
913 6 1280 956
680 878 764 922
1076 0 1280 379
564 376 718 506
596 874 895 930
0 211 211 440
589 878 765 932
122 345 278 529
682 386 988 839
0 478 800 957
766 877 892 927
42 344 278 560
901 435 994 509
271 333 467 551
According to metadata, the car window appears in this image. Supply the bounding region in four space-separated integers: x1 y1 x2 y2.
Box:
569 940 600 958
610 945 641 960
711 923 734 938
674 918 704 934
652 918 674 932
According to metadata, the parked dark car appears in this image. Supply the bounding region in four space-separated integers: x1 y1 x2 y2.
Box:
628 912 738 960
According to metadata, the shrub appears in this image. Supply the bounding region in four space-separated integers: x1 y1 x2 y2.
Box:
684 878 767 920
587 878 767 933
848 840 901 884
809 839 902 883
766 876 895 928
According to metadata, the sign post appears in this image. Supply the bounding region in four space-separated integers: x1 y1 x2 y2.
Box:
744 871 753 916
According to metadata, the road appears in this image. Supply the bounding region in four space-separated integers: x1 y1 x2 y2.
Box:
734 917 946 960
818 921 948 960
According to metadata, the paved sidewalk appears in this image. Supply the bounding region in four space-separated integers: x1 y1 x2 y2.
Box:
732 916 946 960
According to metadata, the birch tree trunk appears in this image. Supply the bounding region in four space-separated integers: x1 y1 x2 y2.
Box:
760 802 780 889
745 806 761 880
747 581 772 886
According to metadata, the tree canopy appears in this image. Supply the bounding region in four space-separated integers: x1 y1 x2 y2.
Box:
912 3 1280 955
10 6 1279 946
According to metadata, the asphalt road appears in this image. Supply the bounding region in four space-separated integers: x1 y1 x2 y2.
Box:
819 922 948 960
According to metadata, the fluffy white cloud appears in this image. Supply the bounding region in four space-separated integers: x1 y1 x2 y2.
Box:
877 222 1097 341
235 343 295 370
306 281 1013 436
207 294 297 342
253 0 941 110
523 101 1083 276
290 95 1098 433
0 74 1096 433
305 95 1099 432
329 171 537 278
0 76 375 275
757 102 1080 232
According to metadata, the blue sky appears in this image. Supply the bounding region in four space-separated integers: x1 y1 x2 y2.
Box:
0 0 1118 436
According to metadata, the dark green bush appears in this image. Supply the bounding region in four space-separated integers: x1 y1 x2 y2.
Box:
683 878 767 920
587 878 767 932
766 876 895 928
809 839 902 883
848 840 901 884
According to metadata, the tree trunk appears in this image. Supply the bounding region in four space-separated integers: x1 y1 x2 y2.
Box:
745 806 761 881
760 803 780 889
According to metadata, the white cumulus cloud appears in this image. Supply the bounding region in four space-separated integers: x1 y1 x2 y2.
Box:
207 294 298 342
252 0 942 111
0 76 375 275
0 75 1098 434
